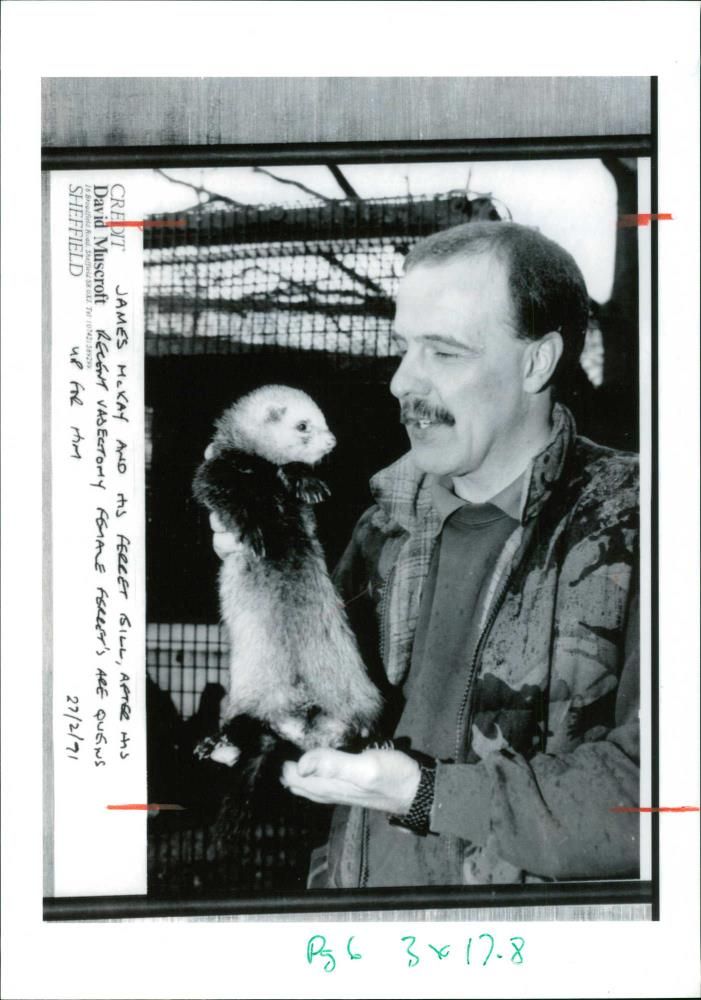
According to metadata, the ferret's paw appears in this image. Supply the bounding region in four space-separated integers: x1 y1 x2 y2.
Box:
367 738 395 751
295 476 331 505
210 742 241 767
194 735 220 760
194 733 241 767
276 467 329 504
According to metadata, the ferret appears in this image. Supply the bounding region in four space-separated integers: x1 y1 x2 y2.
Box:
192 385 383 796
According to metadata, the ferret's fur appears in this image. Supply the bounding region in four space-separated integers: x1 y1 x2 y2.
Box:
192 386 383 773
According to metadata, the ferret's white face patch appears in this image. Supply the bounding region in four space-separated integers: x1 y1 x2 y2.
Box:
222 385 337 467
282 402 336 465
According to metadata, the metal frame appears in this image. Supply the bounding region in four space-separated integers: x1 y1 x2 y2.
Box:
45 879 652 921
42 135 651 171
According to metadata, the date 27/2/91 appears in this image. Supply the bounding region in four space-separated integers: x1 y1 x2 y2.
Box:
306 932 526 972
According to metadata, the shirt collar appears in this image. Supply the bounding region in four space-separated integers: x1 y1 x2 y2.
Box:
370 402 576 534
430 470 524 530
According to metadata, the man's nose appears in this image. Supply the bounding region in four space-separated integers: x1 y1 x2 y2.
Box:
389 351 431 399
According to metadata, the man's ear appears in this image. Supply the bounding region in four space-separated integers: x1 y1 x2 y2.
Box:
523 331 564 394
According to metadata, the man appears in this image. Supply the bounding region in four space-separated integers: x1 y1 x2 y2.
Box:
212 222 640 888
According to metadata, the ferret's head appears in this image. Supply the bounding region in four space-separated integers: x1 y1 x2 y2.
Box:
215 385 337 467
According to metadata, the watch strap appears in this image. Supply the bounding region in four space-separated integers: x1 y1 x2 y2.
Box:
388 755 437 836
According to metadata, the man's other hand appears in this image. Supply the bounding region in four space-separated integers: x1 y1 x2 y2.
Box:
203 444 241 558
281 748 421 815
209 511 243 559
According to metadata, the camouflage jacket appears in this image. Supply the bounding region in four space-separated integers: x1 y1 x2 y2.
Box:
323 404 640 887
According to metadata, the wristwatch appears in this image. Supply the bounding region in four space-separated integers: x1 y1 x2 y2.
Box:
388 750 437 837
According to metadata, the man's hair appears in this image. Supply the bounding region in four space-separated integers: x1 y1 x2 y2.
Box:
404 222 590 386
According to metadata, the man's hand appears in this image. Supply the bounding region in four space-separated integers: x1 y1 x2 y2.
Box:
203 443 244 558
209 510 244 559
281 748 421 815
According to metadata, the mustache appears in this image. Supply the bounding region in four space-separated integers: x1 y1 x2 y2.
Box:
399 398 456 427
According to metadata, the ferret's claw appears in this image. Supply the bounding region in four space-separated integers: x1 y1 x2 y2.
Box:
296 477 331 504
276 467 292 491
194 735 219 760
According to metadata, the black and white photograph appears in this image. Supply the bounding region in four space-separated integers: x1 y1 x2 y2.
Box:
42 77 653 912
2 4 699 999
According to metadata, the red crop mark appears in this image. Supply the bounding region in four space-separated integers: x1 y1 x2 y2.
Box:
610 805 699 813
618 213 673 228
104 219 187 229
107 803 185 811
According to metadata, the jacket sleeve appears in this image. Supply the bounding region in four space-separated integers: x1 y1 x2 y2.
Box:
430 587 640 880
332 507 396 705
331 507 378 603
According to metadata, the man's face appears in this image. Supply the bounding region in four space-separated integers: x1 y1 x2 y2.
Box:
390 252 532 479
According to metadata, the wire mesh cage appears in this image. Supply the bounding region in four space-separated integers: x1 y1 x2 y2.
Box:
143 193 497 359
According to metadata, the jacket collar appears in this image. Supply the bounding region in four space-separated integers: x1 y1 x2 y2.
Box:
370 402 576 534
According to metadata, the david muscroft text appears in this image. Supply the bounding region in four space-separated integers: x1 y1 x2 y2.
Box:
68 183 127 280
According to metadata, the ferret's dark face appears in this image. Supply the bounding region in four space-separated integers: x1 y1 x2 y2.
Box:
264 401 336 466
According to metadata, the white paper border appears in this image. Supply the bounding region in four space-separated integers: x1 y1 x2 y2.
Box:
2 3 699 999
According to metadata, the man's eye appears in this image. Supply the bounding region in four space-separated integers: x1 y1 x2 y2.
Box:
296 421 309 432
434 350 461 359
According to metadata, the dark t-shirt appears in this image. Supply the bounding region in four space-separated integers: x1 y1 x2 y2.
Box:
364 474 522 887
